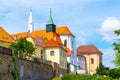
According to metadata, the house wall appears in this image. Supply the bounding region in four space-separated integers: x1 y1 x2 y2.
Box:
27 38 45 59
83 53 102 74
0 41 11 48
45 47 67 69
60 35 74 51
60 34 78 74
45 47 59 64
77 56 86 70
34 46 44 59
59 48 67 69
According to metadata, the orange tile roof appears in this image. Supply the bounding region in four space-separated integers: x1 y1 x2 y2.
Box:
77 45 103 55
56 26 74 36
0 27 14 43
30 29 46 38
11 26 74 54
43 32 62 44
11 26 74 38
44 39 61 47
12 32 27 39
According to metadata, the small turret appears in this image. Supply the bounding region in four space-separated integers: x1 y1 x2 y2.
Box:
46 8 56 33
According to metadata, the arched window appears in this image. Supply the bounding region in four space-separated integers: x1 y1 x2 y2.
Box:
91 58 94 64
64 40 67 46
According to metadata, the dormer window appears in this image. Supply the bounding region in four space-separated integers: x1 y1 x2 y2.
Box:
64 40 67 46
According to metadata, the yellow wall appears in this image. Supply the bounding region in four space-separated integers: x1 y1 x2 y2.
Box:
45 47 67 69
59 48 67 69
0 41 11 48
34 46 44 59
83 53 102 74
27 37 45 59
45 47 59 63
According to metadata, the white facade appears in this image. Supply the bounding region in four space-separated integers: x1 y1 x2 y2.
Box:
60 35 75 64
77 56 86 70
60 34 78 73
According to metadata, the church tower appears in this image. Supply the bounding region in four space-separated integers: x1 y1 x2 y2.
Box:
28 10 34 33
46 8 56 33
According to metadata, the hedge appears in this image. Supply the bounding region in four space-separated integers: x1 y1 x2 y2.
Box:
62 74 114 80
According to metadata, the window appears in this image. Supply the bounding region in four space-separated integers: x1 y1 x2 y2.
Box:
60 51 62 57
41 50 43 59
71 40 73 48
50 51 54 56
91 58 94 64
64 40 67 46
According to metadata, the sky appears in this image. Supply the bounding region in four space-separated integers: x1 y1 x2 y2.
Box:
0 0 120 68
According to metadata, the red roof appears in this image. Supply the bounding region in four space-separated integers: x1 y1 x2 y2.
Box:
77 45 103 55
67 50 72 57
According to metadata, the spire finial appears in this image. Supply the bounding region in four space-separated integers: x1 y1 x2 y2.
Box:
50 8 52 18
48 8 54 24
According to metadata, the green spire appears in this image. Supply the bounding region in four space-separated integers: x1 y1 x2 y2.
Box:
48 8 54 24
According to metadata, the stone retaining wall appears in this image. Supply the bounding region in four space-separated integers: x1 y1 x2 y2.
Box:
0 54 54 80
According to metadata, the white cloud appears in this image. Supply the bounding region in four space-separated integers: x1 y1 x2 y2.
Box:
100 17 120 42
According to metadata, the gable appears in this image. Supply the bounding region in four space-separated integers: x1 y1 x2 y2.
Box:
0 27 14 43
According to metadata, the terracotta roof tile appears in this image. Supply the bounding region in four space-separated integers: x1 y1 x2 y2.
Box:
45 39 61 47
56 26 74 36
0 27 14 43
77 45 103 55
12 32 27 39
43 32 62 44
30 29 46 38
11 26 74 38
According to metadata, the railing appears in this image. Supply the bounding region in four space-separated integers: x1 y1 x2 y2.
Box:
0 46 12 56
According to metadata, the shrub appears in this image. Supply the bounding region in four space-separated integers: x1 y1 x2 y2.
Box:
62 74 113 80
108 68 120 79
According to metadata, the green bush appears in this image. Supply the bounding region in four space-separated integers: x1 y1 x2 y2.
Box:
62 74 113 80
108 68 120 79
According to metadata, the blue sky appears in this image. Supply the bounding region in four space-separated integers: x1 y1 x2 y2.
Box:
0 0 120 68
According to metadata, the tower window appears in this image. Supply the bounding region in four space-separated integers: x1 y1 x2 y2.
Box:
64 40 67 46
91 58 94 64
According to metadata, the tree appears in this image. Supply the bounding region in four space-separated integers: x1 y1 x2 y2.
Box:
113 29 120 67
96 63 107 75
9 37 35 59
108 68 120 79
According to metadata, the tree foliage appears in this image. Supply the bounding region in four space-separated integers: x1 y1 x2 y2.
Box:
96 63 107 75
108 68 120 79
9 38 35 58
113 29 120 67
